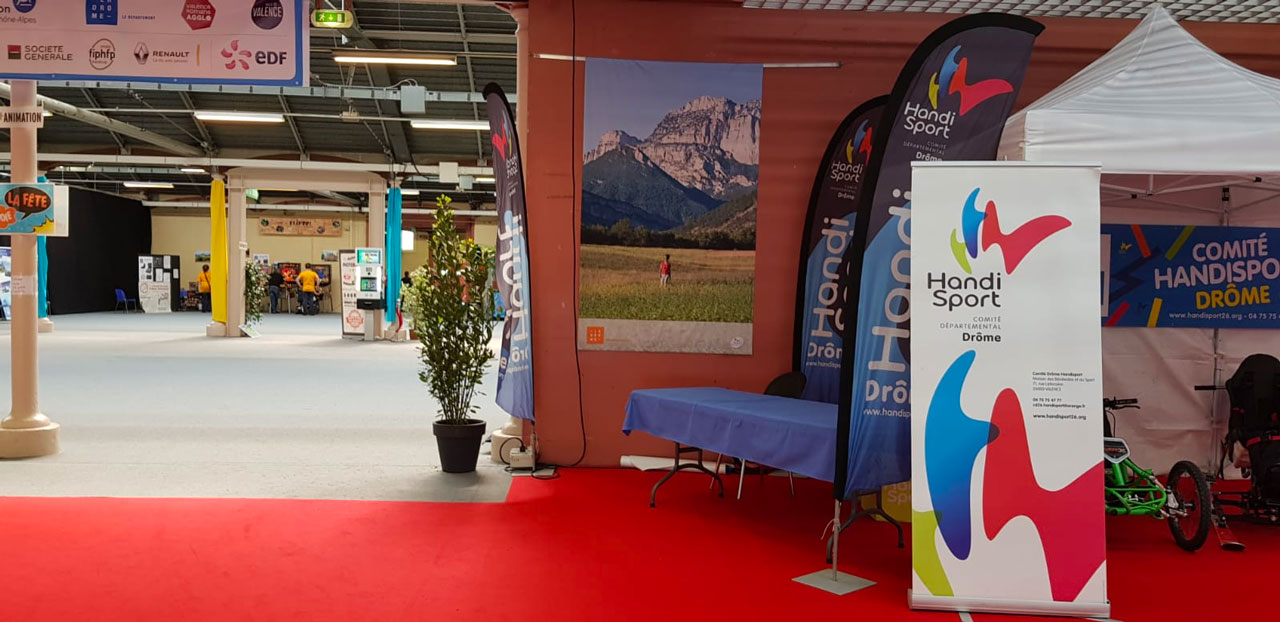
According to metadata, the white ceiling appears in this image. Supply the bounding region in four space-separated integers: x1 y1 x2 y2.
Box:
741 1 1280 23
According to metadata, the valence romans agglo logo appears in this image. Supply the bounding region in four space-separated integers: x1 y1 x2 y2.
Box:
950 187 1071 275
928 46 1014 116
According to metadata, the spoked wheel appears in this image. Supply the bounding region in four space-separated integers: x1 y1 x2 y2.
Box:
1166 460 1211 551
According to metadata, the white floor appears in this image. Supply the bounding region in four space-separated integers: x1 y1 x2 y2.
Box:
0 311 513 502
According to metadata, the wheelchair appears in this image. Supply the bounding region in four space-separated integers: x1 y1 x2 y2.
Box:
1196 353 1280 550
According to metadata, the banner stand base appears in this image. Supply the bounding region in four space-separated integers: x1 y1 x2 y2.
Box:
793 570 874 595
909 590 1110 618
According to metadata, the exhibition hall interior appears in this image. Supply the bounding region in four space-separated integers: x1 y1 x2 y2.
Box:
2 1 1279 620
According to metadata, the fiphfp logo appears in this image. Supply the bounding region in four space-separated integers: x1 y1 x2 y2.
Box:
950 187 1070 275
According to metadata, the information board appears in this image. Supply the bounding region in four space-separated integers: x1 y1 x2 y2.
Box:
1102 224 1280 328
0 1 307 86
911 163 1107 617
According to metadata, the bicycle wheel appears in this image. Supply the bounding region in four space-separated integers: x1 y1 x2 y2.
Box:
1167 460 1211 551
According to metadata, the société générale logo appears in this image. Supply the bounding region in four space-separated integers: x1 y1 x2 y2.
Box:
221 39 289 70
904 45 1017 139
950 187 1071 275
88 38 115 70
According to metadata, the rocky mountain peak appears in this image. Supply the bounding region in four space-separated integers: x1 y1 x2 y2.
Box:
585 130 641 164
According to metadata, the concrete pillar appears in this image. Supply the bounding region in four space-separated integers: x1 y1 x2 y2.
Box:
226 179 247 333
367 190 386 340
0 80 59 458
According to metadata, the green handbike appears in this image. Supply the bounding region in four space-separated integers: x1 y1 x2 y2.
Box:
1103 397 1211 551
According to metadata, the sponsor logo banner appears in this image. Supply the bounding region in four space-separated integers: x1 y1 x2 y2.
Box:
0 0 305 86
911 163 1105 615
1102 223 1280 328
794 97 885 403
487 83 535 421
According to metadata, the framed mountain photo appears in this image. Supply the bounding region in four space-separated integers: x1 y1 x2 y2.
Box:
578 58 761 355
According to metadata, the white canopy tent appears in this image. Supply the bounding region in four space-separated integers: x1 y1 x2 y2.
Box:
998 5 1280 475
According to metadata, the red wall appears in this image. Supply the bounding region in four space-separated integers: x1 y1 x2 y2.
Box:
524 0 1280 466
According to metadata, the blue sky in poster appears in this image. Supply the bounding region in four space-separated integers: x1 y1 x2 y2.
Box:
582 58 763 152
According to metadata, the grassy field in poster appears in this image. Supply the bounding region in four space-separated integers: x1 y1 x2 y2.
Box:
579 245 754 323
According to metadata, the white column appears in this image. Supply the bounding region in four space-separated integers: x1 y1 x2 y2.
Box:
0 80 59 458
226 180 247 334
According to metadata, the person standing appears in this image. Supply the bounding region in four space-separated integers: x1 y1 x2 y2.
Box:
197 264 212 312
297 264 320 315
659 254 672 286
267 267 285 314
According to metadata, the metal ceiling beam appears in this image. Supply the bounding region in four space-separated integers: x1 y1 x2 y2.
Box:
457 5 485 160
0 83 202 157
334 7 413 164
78 88 128 152
32 81 514 103
8 152 493 175
317 29 514 44
180 91 216 155
277 95 308 158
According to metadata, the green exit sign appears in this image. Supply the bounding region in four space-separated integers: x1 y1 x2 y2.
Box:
311 9 354 29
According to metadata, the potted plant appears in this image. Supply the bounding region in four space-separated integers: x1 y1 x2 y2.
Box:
405 195 497 473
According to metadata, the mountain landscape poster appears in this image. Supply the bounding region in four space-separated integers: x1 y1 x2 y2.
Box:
579 58 761 354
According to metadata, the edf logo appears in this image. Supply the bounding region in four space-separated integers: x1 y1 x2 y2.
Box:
255 50 289 65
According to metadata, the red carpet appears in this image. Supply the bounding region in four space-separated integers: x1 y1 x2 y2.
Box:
1 470 1275 621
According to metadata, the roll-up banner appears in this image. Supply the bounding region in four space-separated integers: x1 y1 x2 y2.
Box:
835 14 1044 499
910 162 1104 617
794 97 886 404
485 82 535 421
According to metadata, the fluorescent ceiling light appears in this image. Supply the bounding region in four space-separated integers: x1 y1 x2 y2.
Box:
180 167 207 174
332 50 456 66
193 110 285 123
474 177 496 184
410 119 488 131
400 189 420 196
124 181 174 189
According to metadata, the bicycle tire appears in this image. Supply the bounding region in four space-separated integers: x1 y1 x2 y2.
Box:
1167 460 1211 551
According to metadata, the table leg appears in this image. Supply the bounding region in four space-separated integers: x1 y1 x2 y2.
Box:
825 489 905 562
650 442 724 507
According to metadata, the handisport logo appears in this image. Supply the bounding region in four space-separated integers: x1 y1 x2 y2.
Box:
929 46 1013 116
828 120 872 185
846 119 873 165
903 46 1015 138
950 187 1070 275
490 116 509 161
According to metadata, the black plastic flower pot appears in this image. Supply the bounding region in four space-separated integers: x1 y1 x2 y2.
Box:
433 419 486 473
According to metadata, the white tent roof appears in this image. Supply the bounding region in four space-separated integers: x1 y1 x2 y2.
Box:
999 5 1280 175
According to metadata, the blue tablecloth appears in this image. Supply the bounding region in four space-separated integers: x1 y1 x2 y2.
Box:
623 387 837 482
